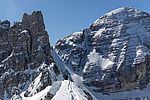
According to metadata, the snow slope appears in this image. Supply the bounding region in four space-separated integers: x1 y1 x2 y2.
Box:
52 80 88 100
84 49 114 72
20 80 90 100
51 48 97 100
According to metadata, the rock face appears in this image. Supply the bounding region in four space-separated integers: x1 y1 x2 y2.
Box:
55 7 150 94
0 11 60 99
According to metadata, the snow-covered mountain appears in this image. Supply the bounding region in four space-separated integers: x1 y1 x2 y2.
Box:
1 7 150 100
55 7 150 99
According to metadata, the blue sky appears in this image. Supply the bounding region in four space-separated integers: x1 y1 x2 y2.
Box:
0 0 150 45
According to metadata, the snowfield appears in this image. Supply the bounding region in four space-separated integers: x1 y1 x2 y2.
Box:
51 80 88 100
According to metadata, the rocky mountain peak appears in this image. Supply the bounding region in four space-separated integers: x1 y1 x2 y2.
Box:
22 11 45 32
0 20 10 30
56 7 150 95
91 7 150 31
0 11 60 99
104 7 149 17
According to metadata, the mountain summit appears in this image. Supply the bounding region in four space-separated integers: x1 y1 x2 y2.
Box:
0 11 60 99
91 7 149 31
56 7 150 99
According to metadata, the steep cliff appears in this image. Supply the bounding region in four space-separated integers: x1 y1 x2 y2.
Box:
0 11 60 99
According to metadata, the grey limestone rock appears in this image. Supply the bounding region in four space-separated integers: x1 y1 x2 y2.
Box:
0 11 59 99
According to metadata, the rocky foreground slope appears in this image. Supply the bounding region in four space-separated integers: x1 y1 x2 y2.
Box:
55 7 150 97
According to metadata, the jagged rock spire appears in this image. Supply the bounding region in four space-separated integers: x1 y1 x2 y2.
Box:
22 11 45 32
0 11 59 99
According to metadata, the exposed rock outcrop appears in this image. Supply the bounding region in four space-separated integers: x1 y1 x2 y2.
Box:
0 11 59 99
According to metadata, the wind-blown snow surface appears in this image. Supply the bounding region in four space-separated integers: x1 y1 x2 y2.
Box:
51 80 88 100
